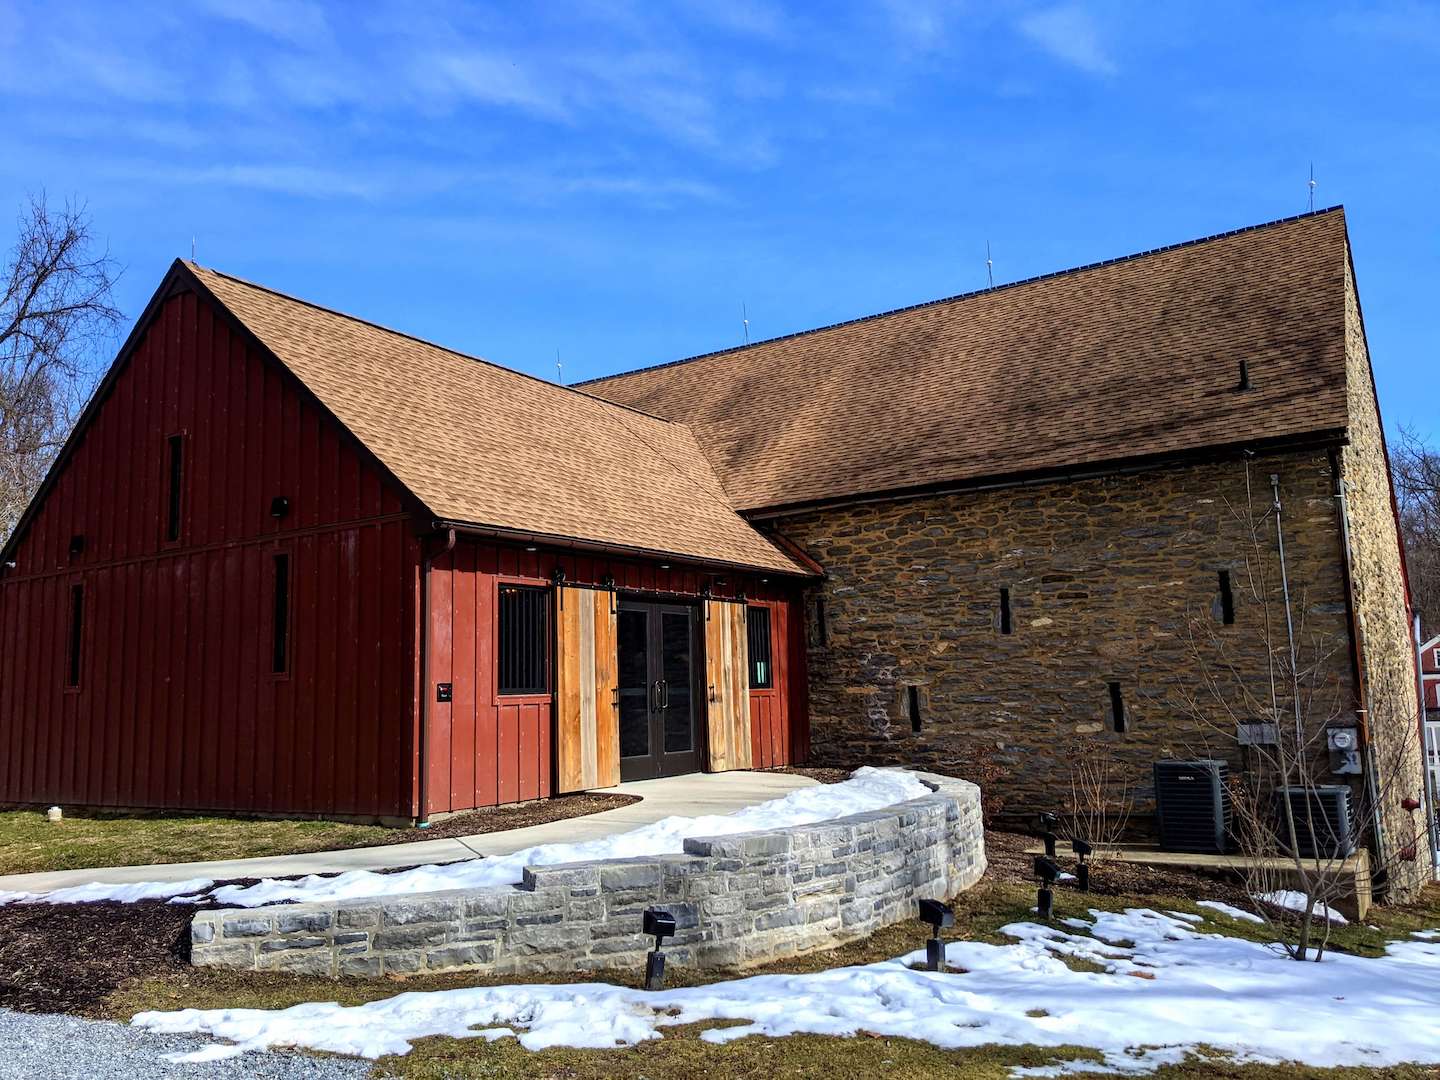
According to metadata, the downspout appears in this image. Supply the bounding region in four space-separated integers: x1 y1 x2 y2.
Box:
1330 471 1390 871
1416 611 1439 876
418 526 456 825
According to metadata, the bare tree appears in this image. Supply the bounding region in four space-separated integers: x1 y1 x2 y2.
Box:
1392 426 1440 625
1 194 121 541
1181 460 1426 961
1064 739 1133 858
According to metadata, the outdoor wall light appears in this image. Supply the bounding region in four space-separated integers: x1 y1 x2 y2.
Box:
1037 811 1059 859
68 534 85 558
269 496 290 519
642 907 677 991
550 566 567 585
917 898 954 971
1033 855 1061 921
1072 837 1094 892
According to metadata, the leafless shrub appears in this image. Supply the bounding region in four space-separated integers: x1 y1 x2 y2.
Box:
1064 740 1132 859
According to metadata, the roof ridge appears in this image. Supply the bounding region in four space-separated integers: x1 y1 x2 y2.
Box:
185 261 680 427
575 205 1346 388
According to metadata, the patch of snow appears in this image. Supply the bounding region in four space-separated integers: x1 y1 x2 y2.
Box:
1412 930 1440 941
131 909 1440 1075
1195 900 1263 924
0 876 214 907
0 768 929 909
205 767 929 908
1254 890 1348 926
1164 910 1203 923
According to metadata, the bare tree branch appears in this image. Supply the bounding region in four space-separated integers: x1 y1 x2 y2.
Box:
0 193 121 540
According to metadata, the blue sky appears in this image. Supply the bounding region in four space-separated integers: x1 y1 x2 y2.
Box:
2 1 1437 439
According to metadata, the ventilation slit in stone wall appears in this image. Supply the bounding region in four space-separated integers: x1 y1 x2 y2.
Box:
814 596 828 647
908 685 922 733
999 587 1012 634
1108 681 1127 733
1218 569 1235 625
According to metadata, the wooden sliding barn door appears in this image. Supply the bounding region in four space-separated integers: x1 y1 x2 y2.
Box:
704 599 753 772
555 586 620 793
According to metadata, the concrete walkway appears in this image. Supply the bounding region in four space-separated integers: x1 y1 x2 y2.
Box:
0 770 817 894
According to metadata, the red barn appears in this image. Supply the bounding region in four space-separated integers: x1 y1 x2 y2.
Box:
0 261 813 823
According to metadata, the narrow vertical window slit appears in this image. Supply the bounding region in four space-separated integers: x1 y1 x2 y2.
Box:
908 685 922 733
1218 570 1235 625
1108 681 1126 733
272 553 290 674
66 584 84 687
999 587 1012 635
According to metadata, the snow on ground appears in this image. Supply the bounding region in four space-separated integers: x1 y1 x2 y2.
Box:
131 907 1440 1075
207 766 929 908
1194 899 1263 923
1255 889 1349 926
0 768 929 909
0 876 214 907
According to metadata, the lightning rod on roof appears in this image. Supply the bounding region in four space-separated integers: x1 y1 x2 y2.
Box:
741 302 750 345
191 236 196 261
1308 163 1317 212
555 347 563 385
986 241 994 288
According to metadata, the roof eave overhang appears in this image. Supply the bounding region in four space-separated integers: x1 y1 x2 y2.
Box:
741 428 1351 521
429 518 817 580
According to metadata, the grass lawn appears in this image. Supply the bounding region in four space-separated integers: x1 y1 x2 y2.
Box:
0 794 634 876
99 853 1440 1079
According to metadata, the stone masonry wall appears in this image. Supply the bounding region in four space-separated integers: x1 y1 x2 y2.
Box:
775 450 1359 820
1339 249 1428 899
190 770 985 977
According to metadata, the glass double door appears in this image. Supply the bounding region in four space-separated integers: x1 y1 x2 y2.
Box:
617 600 701 781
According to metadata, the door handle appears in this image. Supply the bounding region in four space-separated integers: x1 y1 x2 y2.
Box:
660 680 670 709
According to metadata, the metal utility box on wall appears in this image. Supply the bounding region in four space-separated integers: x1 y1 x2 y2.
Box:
1154 759 1231 854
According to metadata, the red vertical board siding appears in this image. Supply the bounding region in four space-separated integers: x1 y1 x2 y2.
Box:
424 539 808 814
0 289 421 820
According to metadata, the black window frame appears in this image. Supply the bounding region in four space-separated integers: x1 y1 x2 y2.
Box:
498 584 550 696
746 605 774 689
271 552 291 675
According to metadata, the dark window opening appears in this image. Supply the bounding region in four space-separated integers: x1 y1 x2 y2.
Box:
166 434 184 541
1218 570 1235 625
499 585 549 695
66 584 84 687
999 587 1012 634
908 685 922 733
747 606 774 688
814 597 828 648
1108 681 1127 733
271 553 290 674
1237 358 1251 391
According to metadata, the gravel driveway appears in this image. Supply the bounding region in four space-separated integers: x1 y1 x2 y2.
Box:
0 1009 372 1079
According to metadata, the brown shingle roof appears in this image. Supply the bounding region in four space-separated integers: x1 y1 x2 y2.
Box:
582 209 1353 512
188 265 807 575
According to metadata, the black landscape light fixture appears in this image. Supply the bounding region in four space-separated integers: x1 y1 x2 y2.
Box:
642 907 677 991
1072 837 1094 892
917 898 954 972
1037 811 1059 859
1033 855 1061 921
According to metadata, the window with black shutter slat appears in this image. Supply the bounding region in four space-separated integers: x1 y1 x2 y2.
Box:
499 585 549 695
746 606 773 689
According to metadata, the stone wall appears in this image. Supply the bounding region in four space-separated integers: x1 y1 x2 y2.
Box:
190 770 985 977
774 449 1359 819
1338 248 1428 898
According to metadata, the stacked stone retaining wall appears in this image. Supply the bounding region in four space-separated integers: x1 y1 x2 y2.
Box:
190 769 985 977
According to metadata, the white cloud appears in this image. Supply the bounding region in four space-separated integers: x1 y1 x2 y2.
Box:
195 0 329 44
1018 4 1118 76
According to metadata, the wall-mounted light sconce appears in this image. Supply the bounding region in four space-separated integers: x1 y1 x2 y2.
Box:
269 496 291 519
551 566 567 585
69 534 85 558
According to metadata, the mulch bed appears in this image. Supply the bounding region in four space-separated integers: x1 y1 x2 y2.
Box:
0 897 196 1015
765 766 851 785
374 792 639 846
983 829 1248 903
